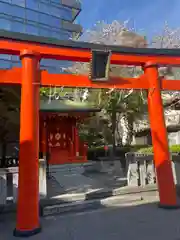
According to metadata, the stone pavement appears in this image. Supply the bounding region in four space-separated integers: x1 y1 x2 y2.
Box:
1 194 180 240
47 161 127 201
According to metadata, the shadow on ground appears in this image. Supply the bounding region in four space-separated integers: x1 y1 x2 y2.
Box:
47 162 127 201
1 198 180 240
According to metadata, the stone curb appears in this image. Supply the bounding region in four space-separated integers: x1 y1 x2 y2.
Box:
0 185 158 216
43 199 103 216
86 184 158 200
40 184 158 209
42 194 147 217
41 184 158 216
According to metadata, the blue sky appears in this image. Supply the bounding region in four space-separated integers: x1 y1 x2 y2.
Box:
77 0 180 40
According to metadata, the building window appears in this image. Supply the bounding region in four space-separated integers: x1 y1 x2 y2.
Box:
11 0 25 7
13 15 24 22
11 20 25 33
1 0 11 3
61 8 72 21
38 12 50 24
0 2 12 15
60 29 72 38
26 23 38 35
39 2 49 14
0 60 12 69
49 15 60 28
25 0 38 10
39 26 51 37
26 9 38 22
50 0 60 4
11 56 19 61
50 5 62 17
40 0 50 3
50 4 72 21
40 65 57 73
52 29 71 39
12 61 22 67
0 0 80 72
0 17 11 30
51 31 62 39
0 54 11 60
11 5 25 18
41 59 61 67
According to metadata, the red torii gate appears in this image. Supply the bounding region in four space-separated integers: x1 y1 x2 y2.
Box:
1 30 180 237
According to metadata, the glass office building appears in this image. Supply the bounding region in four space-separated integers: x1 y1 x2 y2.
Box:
0 0 82 72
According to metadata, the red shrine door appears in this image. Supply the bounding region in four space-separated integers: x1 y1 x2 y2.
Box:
47 116 73 164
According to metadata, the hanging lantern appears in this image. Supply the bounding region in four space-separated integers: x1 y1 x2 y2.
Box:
89 49 111 81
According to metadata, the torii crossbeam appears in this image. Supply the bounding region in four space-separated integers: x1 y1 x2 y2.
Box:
1 30 180 237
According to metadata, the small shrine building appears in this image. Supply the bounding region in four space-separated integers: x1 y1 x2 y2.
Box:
39 99 100 165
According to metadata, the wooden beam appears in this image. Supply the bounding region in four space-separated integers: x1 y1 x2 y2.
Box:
41 71 149 89
161 78 180 91
1 38 180 65
0 68 149 89
0 68 21 84
1 30 180 65
0 68 180 90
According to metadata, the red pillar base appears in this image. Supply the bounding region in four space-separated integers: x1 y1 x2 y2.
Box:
13 226 41 238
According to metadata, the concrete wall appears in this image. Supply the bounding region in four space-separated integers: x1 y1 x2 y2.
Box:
133 131 180 146
132 136 148 145
0 159 47 205
168 131 180 145
126 153 180 188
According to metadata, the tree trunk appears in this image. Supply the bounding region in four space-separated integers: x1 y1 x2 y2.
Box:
115 113 123 146
126 120 134 145
111 109 116 163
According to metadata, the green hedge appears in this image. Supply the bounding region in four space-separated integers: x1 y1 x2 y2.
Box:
87 145 150 160
137 144 180 154
88 144 149 152
88 144 180 160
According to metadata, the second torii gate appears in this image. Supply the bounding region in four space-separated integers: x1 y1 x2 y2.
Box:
0 30 180 237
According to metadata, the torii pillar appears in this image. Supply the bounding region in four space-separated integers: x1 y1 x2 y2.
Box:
14 50 41 237
144 62 177 208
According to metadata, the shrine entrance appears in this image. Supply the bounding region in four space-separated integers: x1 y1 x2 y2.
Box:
1 30 180 237
47 115 75 164
40 99 100 164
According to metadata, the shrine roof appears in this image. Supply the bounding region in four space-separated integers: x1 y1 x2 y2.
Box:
40 100 101 113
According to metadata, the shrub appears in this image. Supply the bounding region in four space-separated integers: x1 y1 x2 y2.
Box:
170 145 180 153
137 146 153 154
87 144 150 160
137 144 180 154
